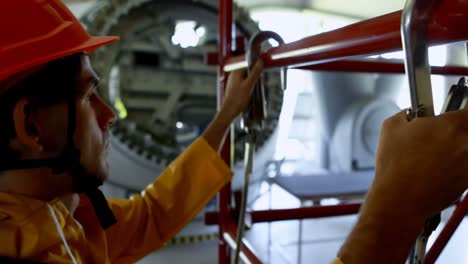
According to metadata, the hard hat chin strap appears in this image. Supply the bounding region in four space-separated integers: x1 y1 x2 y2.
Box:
0 97 117 230
61 96 117 229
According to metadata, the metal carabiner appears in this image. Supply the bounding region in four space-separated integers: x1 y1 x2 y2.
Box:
234 30 286 264
401 0 440 263
241 30 286 133
402 0 437 120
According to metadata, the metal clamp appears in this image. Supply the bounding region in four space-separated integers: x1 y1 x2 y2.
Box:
235 30 286 264
402 0 436 119
401 0 440 263
441 77 468 112
401 0 440 264
241 30 286 132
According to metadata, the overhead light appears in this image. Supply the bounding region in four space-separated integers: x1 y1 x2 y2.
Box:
171 21 205 48
176 122 184 129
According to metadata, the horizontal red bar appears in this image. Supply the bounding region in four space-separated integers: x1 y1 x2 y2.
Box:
250 203 361 223
205 203 361 225
207 53 468 75
297 60 468 75
224 1 468 72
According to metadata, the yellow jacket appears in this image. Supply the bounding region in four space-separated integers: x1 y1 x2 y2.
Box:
0 137 232 263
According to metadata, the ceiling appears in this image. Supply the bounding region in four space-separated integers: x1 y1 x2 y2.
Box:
64 0 407 19
235 0 406 19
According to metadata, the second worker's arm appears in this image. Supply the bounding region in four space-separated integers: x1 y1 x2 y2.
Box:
337 109 468 264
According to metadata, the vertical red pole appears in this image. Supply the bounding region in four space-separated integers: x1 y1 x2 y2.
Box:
218 0 233 263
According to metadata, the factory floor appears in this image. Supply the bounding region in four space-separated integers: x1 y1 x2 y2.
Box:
137 183 468 264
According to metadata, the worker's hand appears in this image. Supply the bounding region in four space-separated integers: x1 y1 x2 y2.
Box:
338 109 468 264
201 60 263 152
220 60 264 120
370 109 468 221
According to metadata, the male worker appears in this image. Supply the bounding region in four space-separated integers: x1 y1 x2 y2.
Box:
0 0 263 263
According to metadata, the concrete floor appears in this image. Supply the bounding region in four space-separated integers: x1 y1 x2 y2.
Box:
138 184 468 264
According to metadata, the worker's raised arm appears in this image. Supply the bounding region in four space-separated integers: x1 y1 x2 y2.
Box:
202 60 263 152
99 136 232 263
337 109 468 264
98 60 263 263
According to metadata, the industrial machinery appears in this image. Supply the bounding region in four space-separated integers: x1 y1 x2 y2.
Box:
78 0 284 196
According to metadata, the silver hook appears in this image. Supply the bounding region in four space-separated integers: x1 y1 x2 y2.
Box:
247 30 287 91
234 31 286 264
401 0 436 119
241 30 286 132
401 1 440 263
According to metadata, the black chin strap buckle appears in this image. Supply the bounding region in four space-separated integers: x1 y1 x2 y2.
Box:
85 188 117 229
57 148 117 230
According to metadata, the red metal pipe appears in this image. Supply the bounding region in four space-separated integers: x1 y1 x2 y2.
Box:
223 1 468 72
297 60 468 75
205 204 361 225
217 0 233 263
206 51 468 75
225 223 264 264
425 195 468 264
250 203 361 223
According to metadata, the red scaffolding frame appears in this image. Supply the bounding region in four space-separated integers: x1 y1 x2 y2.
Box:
213 1 468 263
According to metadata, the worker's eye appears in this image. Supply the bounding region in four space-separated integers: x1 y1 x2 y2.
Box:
85 92 96 103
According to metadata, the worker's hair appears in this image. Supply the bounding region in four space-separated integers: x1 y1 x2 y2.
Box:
0 53 83 161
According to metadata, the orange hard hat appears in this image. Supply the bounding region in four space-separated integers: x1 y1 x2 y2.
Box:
0 0 119 90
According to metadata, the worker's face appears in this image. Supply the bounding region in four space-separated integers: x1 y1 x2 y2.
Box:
9 55 115 189
73 55 116 182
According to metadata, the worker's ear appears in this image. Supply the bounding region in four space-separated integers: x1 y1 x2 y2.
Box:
12 99 43 152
